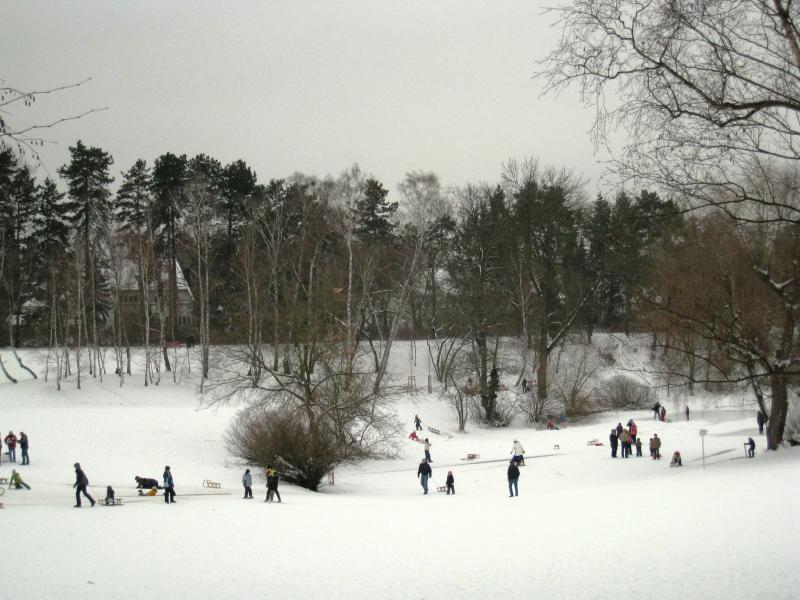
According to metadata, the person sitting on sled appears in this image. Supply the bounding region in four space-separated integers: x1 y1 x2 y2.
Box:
104 485 116 505
408 430 420 442
670 451 682 467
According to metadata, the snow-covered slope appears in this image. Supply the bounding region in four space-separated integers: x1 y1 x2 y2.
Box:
1 342 798 600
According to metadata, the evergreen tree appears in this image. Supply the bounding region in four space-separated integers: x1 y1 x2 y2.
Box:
58 140 114 358
219 159 256 240
354 178 397 244
151 152 188 341
116 159 152 235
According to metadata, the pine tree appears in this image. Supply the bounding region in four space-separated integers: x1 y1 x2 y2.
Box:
220 159 255 239
58 140 114 369
354 178 397 244
116 159 152 235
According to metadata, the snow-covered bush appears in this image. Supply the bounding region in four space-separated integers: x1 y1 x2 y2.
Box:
226 406 340 491
600 374 655 409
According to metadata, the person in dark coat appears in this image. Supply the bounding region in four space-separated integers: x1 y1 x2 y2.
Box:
615 423 623 437
73 462 95 507
635 437 643 457
653 402 661 420
747 437 756 458
685 406 690 421
19 432 29 465
135 476 159 490
756 411 765 435
609 429 619 458
104 485 116 505
163 466 176 503
446 470 455 495
242 468 253 499
414 414 422 431
266 465 282 502
507 460 520 497
417 459 432 495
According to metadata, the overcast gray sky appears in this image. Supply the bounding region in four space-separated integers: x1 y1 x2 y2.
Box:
2 0 609 195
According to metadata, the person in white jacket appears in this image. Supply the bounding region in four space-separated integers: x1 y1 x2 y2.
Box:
511 440 526 466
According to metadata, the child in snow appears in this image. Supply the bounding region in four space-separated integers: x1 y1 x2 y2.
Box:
104 485 116 504
609 429 619 458
635 437 643 457
651 434 661 459
670 451 682 467
9 469 30 490
446 471 455 495
408 431 420 442
414 414 422 431
746 437 756 458
423 438 432 462
660 406 667 422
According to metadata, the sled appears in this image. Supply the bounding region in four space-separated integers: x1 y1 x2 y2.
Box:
427 427 441 435
203 479 222 489
138 488 158 496
553 444 560 450
461 453 480 461
437 486 448 493
0 477 7 485
586 439 604 446
101 498 124 506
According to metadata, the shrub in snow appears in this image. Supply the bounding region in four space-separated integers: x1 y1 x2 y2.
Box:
226 406 340 491
600 374 655 409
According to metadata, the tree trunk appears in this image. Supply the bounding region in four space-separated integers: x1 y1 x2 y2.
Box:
767 371 788 450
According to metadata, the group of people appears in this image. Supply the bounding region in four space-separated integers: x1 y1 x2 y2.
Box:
652 402 668 422
415 438 527 497
1 430 29 465
609 420 664 460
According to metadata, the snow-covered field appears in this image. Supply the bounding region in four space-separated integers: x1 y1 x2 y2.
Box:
1 341 798 600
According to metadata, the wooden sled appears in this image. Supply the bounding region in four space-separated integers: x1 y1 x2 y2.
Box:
427 426 441 435
101 498 124 506
461 453 480 461
203 479 221 489
436 486 448 493
586 439 604 446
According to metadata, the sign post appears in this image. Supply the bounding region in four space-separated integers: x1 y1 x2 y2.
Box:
699 429 708 470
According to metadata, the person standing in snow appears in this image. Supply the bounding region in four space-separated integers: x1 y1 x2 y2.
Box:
635 437 643 457
511 439 526 465
245 468 255 499
653 402 661 421
507 460 520 497
19 432 29 465
414 414 422 431
685 406 690 421
423 438 432 462
446 470 455 495
163 466 176 503
618 428 630 458
4 431 17 463
417 459 432 495
242 468 253 499
651 434 662 460
660 406 667 422
9 469 30 490
615 422 623 437
266 466 282 502
73 462 95 507
628 420 638 447
746 437 756 458
756 411 765 435
609 429 619 458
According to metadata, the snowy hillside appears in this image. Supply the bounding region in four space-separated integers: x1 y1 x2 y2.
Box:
1 339 798 600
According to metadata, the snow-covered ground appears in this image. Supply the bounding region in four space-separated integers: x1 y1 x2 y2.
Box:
1 341 798 600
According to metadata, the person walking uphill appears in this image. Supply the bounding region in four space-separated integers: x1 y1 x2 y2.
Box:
446 471 455 495
417 459 432 495
266 466 281 502
242 468 253 499
511 439 526 466
423 438 432 462
414 414 423 431
507 460 520 497
73 462 95 507
163 466 176 503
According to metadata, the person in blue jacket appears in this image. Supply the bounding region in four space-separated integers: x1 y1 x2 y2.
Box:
163 465 176 503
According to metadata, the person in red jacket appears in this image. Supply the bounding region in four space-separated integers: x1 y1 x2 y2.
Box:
4 431 17 463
